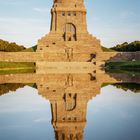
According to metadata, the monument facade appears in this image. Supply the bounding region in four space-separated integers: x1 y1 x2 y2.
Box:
37 0 102 62
0 0 137 68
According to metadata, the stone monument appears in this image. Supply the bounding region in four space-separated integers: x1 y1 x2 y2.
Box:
37 0 102 63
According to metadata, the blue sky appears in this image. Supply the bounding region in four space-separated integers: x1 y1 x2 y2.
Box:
0 0 139 48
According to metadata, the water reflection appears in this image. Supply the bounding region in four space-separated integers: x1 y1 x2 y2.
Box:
0 71 140 140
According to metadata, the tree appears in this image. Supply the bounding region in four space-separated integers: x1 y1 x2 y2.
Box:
0 39 26 52
111 41 140 52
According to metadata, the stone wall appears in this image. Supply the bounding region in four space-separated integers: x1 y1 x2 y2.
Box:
0 52 43 62
0 73 139 85
0 51 139 63
0 52 95 62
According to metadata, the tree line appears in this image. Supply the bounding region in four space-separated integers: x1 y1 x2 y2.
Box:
112 83 140 93
110 41 140 52
0 39 26 52
0 83 36 96
0 83 25 96
0 39 140 52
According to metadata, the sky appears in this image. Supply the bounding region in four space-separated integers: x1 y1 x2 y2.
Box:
0 0 139 48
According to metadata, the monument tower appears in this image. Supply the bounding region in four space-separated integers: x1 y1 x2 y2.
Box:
37 0 102 62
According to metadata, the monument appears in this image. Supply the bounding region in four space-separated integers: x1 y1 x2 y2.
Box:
37 0 102 63
0 0 138 67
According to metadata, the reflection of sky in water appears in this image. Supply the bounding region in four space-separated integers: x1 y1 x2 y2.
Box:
85 85 140 140
0 85 140 140
0 86 54 140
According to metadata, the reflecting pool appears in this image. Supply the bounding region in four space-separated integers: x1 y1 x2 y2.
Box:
0 72 140 140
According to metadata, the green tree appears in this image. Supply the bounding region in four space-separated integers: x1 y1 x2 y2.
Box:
111 41 140 52
0 39 26 52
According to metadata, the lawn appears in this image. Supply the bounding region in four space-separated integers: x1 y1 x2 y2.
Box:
0 62 36 74
105 61 140 70
0 62 36 68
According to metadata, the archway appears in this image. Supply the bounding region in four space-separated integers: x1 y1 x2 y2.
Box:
63 23 76 41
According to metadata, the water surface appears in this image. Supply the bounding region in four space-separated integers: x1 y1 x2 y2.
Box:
0 72 140 140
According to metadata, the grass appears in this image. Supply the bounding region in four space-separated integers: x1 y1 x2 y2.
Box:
105 61 140 70
21 45 37 52
21 47 35 52
101 83 112 87
0 62 36 68
0 69 36 75
106 69 140 76
0 62 36 74
105 61 140 76
101 46 116 52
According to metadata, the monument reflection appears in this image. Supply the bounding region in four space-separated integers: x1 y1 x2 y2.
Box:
38 73 98 140
0 69 140 140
